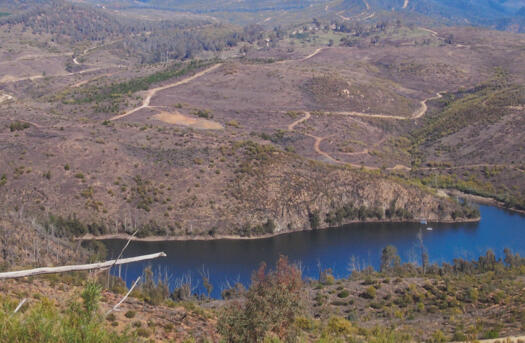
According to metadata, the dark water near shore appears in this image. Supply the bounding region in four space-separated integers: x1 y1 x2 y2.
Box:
104 205 525 298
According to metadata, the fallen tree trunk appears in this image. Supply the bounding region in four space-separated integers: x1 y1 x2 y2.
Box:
0 252 166 280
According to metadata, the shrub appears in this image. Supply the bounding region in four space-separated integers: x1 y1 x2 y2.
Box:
0 282 134 342
9 121 30 132
218 256 303 342
483 329 500 339
361 286 376 299
452 331 467 341
295 316 314 331
226 120 240 128
124 310 136 319
323 316 356 338
320 269 335 285
337 290 350 298
139 266 170 305
135 327 151 338
430 330 447 343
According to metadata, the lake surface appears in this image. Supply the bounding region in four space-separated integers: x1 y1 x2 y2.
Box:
104 204 525 298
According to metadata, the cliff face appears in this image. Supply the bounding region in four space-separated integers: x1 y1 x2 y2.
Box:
227 151 472 237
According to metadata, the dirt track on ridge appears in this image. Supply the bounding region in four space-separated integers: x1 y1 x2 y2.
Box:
110 63 223 121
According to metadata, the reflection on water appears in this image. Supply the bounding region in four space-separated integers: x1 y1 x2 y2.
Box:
104 205 525 298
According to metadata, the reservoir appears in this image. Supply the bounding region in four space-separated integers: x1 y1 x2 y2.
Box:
104 204 525 298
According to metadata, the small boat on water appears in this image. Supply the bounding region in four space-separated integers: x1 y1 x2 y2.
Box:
426 227 433 231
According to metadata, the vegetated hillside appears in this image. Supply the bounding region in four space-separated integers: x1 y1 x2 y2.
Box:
404 0 525 32
3 23 524 239
409 82 525 210
0 120 473 239
82 0 325 12
79 0 525 32
0 0 146 43
339 0 525 32
0 0 249 64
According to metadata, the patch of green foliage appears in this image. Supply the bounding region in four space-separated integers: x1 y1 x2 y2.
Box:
410 83 524 147
9 121 30 132
134 266 170 306
64 60 217 113
421 173 524 210
218 256 303 342
0 282 135 342
324 201 413 227
44 213 109 238
236 219 276 237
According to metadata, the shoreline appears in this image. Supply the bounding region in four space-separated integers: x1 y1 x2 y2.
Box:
445 189 525 215
78 217 481 243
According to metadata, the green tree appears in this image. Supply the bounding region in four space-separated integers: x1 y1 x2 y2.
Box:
218 256 303 342
380 245 401 274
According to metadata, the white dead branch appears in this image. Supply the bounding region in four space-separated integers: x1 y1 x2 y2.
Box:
106 276 141 315
0 252 166 280
13 298 27 313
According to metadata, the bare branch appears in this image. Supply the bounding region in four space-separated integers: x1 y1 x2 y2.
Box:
106 276 140 315
13 298 27 313
0 252 166 280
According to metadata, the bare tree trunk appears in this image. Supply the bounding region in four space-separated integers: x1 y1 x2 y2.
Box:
0 252 166 280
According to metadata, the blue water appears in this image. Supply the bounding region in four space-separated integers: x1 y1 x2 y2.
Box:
104 205 525 298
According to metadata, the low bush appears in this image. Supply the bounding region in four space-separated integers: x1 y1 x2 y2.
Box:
9 121 30 132
0 282 134 342
337 290 350 298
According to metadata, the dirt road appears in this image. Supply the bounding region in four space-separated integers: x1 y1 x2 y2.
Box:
110 63 222 121
0 93 14 104
334 91 444 120
287 112 311 131
284 95 514 173
276 48 325 64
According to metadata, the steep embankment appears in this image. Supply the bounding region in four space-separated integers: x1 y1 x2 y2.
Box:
223 144 476 238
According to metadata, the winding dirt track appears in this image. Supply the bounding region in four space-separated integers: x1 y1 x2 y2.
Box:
0 40 126 84
287 112 311 131
284 85 521 172
276 48 325 64
72 39 124 66
110 63 223 121
334 91 444 120
6 45 516 176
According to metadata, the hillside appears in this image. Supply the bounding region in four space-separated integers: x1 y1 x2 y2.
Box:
2 6 525 242
0 1 525 342
77 0 525 32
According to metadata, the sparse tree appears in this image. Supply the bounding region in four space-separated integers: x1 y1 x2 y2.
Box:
380 245 401 273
